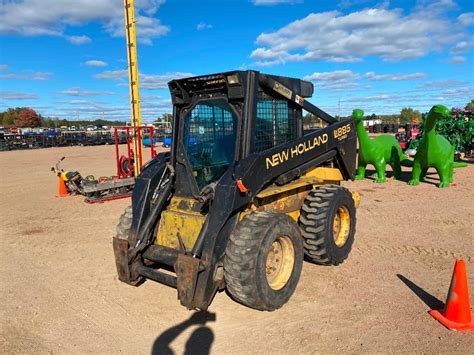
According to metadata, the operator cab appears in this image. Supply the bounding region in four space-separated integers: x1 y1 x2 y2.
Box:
169 70 313 197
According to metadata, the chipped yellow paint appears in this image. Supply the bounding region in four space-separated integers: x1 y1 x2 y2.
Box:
155 196 206 251
287 210 300 222
304 167 344 181
352 191 361 208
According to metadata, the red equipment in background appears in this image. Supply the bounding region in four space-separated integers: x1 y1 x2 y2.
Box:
396 126 420 150
114 126 157 179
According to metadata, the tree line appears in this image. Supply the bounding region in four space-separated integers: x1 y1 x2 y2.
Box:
304 100 474 126
2 100 473 129
0 107 126 128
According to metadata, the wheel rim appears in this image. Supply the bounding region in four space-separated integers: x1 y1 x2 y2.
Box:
265 235 294 290
332 206 351 247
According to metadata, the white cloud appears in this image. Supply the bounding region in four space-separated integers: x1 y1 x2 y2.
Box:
56 99 104 106
31 72 54 80
94 70 128 80
303 70 361 91
251 1 466 65
0 0 169 45
448 56 466 63
342 94 397 103
197 22 213 30
253 0 301 5
57 87 114 97
338 0 371 9
365 71 426 81
0 71 53 81
0 91 39 100
66 35 92 45
442 87 474 98
458 12 474 26
140 72 194 89
95 70 194 89
416 79 470 91
85 60 108 67
450 40 470 54
0 64 8 71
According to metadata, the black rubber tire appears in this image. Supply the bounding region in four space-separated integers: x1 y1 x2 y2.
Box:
115 205 144 286
299 185 356 266
116 206 132 241
224 212 304 311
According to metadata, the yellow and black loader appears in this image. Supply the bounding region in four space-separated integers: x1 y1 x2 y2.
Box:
113 70 359 311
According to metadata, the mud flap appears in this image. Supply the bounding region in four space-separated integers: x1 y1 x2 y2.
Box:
175 253 201 309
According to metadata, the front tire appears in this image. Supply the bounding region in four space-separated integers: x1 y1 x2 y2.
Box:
114 206 143 286
224 212 303 311
116 205 132 241
299 185 356 265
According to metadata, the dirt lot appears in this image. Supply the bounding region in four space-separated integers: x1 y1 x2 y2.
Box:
0 145 473 354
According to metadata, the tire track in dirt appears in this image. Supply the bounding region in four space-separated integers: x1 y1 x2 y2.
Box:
355 243 472 262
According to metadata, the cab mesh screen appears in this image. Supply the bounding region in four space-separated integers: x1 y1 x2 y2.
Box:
253 92 296 153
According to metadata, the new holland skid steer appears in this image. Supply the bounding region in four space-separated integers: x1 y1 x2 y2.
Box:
113 70 359 311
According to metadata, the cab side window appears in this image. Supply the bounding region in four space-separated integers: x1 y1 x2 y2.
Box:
252 93 297 153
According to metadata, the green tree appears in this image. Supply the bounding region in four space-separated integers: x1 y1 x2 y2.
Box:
2 108 19 126
400 107 421 124
465 99 474 111
154 113 172 124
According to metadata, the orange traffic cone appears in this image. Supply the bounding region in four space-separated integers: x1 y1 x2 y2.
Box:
58 176 69 197
429 259 474 331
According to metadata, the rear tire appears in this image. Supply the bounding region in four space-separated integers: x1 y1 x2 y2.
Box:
224 212 303 311
299 185 356 265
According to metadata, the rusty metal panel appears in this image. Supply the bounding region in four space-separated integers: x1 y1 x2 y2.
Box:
156 197 206 251
175 253 201 309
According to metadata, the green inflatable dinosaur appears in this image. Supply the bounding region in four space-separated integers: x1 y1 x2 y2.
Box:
408 105 467 188
353 109 411 183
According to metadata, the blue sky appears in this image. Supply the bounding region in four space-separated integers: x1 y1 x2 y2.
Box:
0 0 473 123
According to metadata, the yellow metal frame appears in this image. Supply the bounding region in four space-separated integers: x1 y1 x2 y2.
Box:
153 167 359 252
124 0 143 176
242 167 358 222
155 197 207 250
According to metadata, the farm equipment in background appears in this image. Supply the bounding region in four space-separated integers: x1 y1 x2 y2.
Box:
162 137 172 148
51 157 135 203
51 126 157 203
395 124 420 155
114 126 157 178
113 70 360 311
404 109 473 158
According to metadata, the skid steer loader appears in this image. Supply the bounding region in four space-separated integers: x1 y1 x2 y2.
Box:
113 70 359 311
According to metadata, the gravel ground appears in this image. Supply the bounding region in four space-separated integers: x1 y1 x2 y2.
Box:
0 145 473 353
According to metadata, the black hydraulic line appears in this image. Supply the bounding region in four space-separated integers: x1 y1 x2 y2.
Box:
127 177 173 262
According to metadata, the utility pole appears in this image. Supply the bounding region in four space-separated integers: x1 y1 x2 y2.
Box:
124 0 143 176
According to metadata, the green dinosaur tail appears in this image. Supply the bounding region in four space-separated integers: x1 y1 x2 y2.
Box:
453 161 468 168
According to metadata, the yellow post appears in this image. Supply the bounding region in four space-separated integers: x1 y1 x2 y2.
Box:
124 0 143 176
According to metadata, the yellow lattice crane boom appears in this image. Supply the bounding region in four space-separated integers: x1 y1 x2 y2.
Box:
124 0 143 176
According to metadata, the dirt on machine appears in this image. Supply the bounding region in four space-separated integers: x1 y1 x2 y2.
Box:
113 70 360 311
